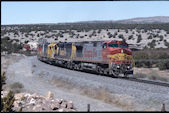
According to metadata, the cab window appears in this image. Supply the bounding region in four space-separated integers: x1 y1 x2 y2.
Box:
120 44 128 48
108 44 118 48
102 43 107 48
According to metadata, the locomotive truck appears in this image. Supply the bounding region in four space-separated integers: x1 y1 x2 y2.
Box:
37 39 133 77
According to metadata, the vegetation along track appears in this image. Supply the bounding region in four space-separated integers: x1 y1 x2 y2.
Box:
39 59 169 88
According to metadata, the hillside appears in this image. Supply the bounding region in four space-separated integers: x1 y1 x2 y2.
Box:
1 16 169 52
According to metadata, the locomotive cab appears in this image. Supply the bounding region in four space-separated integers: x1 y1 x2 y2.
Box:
102 40 133 77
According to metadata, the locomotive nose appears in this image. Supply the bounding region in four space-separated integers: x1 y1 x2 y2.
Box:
107 49 132 62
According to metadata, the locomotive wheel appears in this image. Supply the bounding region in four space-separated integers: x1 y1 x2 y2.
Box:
66 63 70 69
74 64 78 70
97 67 103 75
69 63 73 70
78 64 82 70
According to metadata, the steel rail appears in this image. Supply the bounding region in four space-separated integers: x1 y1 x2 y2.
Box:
120 77 169 87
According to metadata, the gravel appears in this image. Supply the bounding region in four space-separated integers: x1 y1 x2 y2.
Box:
5 56 169 111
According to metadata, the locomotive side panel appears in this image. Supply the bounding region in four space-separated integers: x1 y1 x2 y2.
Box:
44 43 49 58
65 43 72 59
57 42 73 60
74 42 84 59
82 42 103 62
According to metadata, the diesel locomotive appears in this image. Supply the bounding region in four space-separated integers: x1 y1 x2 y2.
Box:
37 39 133 77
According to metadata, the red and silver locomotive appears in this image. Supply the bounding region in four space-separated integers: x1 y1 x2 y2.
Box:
37 39 133 77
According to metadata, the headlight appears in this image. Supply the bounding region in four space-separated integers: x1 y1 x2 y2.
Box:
117 65 120 68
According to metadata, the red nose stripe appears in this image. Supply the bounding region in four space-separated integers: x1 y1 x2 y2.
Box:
110 49 132 55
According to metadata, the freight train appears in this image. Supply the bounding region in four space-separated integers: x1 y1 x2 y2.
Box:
37 39 133 77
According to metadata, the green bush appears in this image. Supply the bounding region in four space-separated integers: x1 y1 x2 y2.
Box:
1 91 15 112
1 72 15 112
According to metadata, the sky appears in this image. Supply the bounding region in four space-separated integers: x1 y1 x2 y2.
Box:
1 1 169 25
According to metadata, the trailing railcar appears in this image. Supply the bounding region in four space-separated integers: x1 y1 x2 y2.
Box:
37 40 133 77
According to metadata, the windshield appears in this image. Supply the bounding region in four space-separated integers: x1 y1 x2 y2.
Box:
108 44 118 48
120 44 128 48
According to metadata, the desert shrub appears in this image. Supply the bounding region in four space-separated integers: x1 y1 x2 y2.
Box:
1 91 15 112
136 29 140 33
114 32 118 36
166 30 169 34
137 34 142 43
133 52 149 59
133 49 169 69
164 40 169 48
128 35 133 40
9 82 24 93
1 72 22 112
1 72 6 90
159 35 163 41
158 61 169 70
1 38 23 53
98 29 101 33
148 40 156 48
118 34 124 39
147 35 153 39
3 36 10 40
107 32 113 38
80 36 84 38
125 29 128 33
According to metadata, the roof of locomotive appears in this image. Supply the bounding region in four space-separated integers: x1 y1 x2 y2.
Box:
38 40 128 45
105 40 128 45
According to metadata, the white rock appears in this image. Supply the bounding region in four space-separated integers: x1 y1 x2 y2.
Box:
46 91 54 100
15 93 25 100
24 93 31 97
58 108 64 112
33 104 42 111
67 101 73 109
60 101 67 108
30 98 36 105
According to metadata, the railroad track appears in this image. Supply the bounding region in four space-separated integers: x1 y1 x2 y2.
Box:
39 59 169 88
120 77 169 87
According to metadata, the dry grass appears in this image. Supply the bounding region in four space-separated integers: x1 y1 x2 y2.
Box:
148 71 169 82
48 76 136 110
79 86 135 110
134 71 169 82
133 73 147 78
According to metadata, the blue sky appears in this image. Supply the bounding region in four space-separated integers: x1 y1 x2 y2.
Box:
1 1 169 25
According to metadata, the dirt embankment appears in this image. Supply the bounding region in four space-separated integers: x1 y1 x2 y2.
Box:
2 54 169 111
2 54 124 111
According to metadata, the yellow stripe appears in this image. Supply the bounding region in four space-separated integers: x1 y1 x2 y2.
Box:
107 53 132 60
